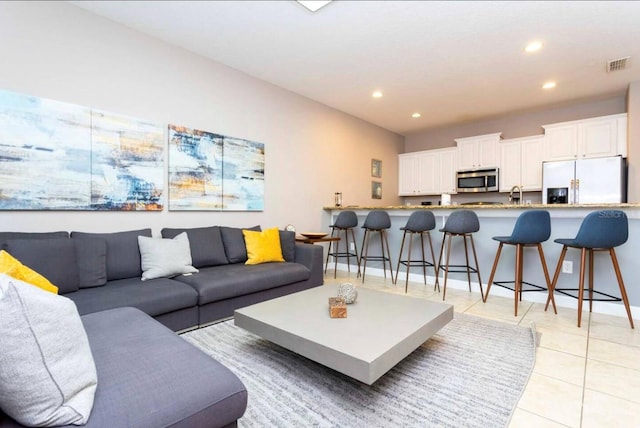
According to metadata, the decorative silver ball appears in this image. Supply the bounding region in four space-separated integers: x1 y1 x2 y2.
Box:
337 282 358 304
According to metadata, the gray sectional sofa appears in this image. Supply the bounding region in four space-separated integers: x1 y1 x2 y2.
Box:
0 226 323 428
0 225 323 331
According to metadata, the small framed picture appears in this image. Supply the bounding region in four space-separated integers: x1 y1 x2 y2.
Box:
371 159 382 178
371 181 382 199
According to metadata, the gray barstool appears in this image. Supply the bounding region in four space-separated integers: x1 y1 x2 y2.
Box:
358 210 394 283
324 210 359 278
436 210 483 300
394 211 439 293
484 210 557 317
545 210 634 328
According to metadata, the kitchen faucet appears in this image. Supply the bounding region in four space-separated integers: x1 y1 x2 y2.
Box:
509 185 523 205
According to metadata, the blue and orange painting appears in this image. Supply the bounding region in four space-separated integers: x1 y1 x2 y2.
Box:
222 136 264 211
0 89 164 210
168 125 264 211
168 124 224 210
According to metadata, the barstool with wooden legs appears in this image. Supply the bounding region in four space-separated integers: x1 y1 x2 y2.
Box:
324 210 359 278
394 210 439 293
358 210 394 283
545 210 634 328
483 210 557 317
436 210 483 300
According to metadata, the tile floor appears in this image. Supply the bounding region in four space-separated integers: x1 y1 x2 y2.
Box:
324 272 640 428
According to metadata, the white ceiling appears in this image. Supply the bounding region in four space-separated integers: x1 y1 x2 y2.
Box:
69 1 640 136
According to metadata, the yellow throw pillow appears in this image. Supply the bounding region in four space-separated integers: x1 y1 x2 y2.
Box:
0 250 58 294
243 227 285 265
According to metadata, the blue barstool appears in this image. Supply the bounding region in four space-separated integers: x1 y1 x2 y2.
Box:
436 210 483 300
484 210 557 317
358 210 394 283
394 211 439 293
324 210 359 278
545 210 634 328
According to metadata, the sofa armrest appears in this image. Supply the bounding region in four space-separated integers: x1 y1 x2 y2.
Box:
294 243 323 286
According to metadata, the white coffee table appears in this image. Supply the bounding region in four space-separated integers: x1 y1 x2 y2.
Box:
234 284 453 385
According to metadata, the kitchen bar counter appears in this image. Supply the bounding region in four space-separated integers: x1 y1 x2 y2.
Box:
322 204 640 319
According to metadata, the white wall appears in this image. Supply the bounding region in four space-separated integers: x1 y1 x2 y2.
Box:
0 2 403 235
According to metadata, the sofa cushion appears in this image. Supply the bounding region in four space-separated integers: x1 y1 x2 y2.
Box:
66 277 198 317
0 250 59 294
3 238 80 294
0 274 97 427
72 237 108 288
220 225 261 264
71 229 152 280
243 227 285 265
161 226 228 268
173 262 310 305
76 307 247 428
138 233 198 281
0 231 69 249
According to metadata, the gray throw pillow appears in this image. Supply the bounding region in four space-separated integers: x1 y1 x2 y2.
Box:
220 226 261 264
279 230 296 262
0 274 98 426
161 226 228 268
71 229 152 280
138 232 199 281
73 237 108 288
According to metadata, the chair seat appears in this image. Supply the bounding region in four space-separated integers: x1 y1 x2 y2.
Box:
494 235 546 245
553 238 580 247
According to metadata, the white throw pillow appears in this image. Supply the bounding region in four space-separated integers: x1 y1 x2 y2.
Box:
138 232 199 281
0 273 98 426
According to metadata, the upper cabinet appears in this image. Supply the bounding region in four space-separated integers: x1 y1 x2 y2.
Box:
542 113 627 161
499 135 545 192
455 132 501 170
398 148 457 196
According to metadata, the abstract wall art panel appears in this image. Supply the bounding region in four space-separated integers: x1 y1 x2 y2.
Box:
168 125 224 210
0 88 164 210
222 136 265 211
0 89 92 210
168 125 264 211
91 110 164 211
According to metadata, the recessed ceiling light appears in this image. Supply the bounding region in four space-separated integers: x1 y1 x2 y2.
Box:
525 41 543 53
296 1 332 12
372 91 383 98
542 81 556 89
411 113 421 118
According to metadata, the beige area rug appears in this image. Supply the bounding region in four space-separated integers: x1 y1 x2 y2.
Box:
182 313 536 428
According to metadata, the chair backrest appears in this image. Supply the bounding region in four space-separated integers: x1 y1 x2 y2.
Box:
362 210 391 230
573 210 628 249
332 211 358 229
509 210 551 244
402 211 436 232
441 210 479 234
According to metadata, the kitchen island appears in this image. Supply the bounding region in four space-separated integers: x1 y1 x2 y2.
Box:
322 204 640 319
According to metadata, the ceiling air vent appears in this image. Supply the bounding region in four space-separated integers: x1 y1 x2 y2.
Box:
606 56 630 72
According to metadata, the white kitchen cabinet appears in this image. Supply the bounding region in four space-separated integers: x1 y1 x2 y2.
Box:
439 148 458 194
455 132 501 170
398 148 457 196
542 113 627 161
500 135 545 192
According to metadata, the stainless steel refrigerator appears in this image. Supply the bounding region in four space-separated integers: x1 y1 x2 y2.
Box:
542 155 626 204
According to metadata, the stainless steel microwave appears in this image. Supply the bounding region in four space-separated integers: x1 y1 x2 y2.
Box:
456 168 499 193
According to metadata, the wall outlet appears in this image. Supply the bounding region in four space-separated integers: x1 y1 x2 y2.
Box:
562 261 573 274
350 242 355 251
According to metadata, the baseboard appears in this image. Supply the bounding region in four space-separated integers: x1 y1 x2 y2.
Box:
333 262 640 321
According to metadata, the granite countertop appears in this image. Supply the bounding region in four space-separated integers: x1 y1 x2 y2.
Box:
324 203 640 210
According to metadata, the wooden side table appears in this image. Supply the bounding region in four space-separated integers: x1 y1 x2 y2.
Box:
295 235 340 244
